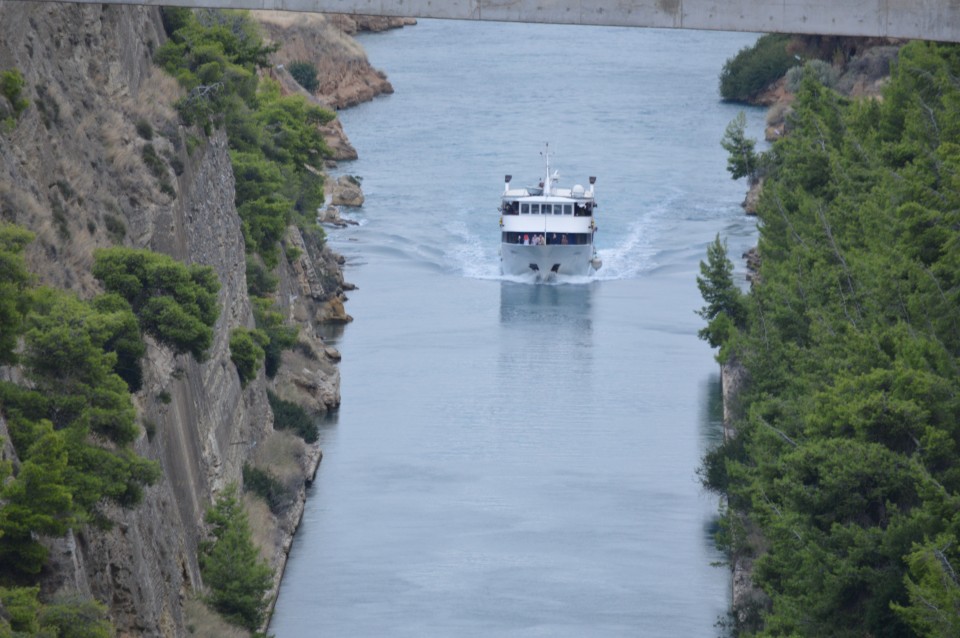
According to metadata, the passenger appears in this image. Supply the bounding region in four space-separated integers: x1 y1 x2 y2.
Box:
551 233 558 244
523 234 529 245
561 234 569 245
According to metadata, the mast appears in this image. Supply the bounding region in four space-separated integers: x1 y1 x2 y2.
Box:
541 143 551 197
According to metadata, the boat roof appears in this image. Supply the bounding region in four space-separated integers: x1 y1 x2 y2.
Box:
502 189 593 202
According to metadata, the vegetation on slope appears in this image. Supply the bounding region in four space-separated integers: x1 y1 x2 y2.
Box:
199 485 273 632
155 7 334 385
719 34 797 102
0 227 211 632
702 43 960 636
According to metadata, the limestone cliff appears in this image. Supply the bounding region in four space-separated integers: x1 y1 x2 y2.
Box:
0 2 356 634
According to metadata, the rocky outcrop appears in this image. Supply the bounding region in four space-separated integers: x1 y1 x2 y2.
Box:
254 10 402 110
0 3 347 635
329 174 365 207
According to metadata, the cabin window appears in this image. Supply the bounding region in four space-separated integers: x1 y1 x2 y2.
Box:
531 204 540 214
563 204 572 215
521 203 529 214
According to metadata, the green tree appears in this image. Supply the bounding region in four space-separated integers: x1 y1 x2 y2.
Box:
1 69 29 130
229 327 268 386
92 247 220 360
893 535 960 638
252 297 297 378
721 111 760 183
200 486 273 630
0 425 74 574
719 34 797 102
696 234 745 350
0 223 34 364
288 60 319 93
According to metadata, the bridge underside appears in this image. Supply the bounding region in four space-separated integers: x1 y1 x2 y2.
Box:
13 0 960 42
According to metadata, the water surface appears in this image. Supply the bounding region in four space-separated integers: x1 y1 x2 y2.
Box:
271 20 764 637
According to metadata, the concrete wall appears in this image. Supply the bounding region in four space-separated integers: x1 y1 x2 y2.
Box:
12 0 960 41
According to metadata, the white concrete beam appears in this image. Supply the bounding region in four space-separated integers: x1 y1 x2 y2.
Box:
7 0 960 42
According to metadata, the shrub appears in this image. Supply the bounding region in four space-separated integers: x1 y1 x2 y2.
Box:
252 297 297 378
785 59 839 93
93 247 221 360
288 60 319 93
135 119 154 140
0 69 29 130
245 257 277 296
242 463 293 514
267 390 317 443
142 143 168 180
719 34 797 102
200 486 273 630
229 327 268 386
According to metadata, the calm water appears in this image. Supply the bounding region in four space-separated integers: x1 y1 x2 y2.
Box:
270 20 764 637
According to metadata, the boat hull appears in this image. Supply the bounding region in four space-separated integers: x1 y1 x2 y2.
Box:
500 243 596 277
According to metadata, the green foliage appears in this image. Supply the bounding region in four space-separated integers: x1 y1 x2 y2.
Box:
1 68 29 131
892 535 960 638
703 41 960 637
242 463 293 514
288 60 319 93
200 485 273 630
696 234 745 351
786 59 839 93
252 297 297 378
36 594 114 638
0 225 159 581
267 390 317 444
0 587 113 637
719 34 797 102
229 327 268 386
93 247 220 360
153 8 333 269
720 111 759 183
245 257 278 297
0 223 34 364
0 586 41 634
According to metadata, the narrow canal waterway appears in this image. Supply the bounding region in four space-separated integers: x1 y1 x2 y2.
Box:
270 20 765 637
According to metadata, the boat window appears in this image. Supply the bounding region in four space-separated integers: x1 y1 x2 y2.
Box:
564 204 572 215
521 203 529 214
531 204 540 214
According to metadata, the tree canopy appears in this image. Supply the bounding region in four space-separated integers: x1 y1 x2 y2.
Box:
93 247 220 360
704 42 960 637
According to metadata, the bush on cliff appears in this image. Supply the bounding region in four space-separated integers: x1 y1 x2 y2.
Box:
719 33 797 102
229 327 268 386
0 68 29 131
0 587 114 637
200 485 273 631
93 247 220 361
267 390 318 443
288 60 319 94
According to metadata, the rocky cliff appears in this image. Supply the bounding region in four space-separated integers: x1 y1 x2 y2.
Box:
0 2 392 634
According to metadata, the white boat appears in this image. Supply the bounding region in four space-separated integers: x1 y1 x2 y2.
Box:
499 146 602 278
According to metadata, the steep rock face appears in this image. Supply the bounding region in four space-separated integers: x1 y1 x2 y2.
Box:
0 3 344 635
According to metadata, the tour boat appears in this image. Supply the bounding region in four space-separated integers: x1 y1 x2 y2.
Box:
499 147 602 278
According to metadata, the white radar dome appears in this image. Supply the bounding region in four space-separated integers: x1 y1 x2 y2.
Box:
572 184 585 197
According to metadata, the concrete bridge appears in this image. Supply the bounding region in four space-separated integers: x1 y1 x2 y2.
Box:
13 0 960 42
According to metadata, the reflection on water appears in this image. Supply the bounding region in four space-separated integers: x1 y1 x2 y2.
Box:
498 282 595 392
499 281 595 332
